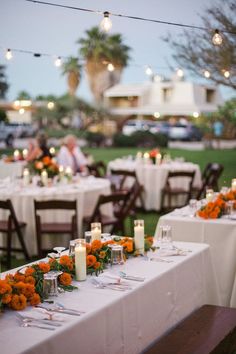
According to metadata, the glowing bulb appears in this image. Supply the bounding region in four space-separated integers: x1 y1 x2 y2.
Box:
107 63 115 72
154 75 162 82
176 68 184 78
54 56 62 67
145 66 153 76
212 29 223 46
224 70 230 78
49 147 56 155
19 108 25 115
193 112 199 118
5 49 13 60
14 100 20 107
154 112 160 119
204 70 211 78
100 12 112 32
47 101 55 110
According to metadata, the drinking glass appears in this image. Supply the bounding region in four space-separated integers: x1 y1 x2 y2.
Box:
84 231 92 244
109 244 124 266
159 225 173 250
189 199 198 217
43 272 60 297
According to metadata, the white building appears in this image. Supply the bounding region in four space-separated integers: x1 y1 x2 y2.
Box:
104 76 223 119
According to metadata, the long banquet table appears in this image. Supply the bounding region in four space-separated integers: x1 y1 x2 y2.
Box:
156 206 236 307
0 176 111 256
0 242 219 354
108 159 201 210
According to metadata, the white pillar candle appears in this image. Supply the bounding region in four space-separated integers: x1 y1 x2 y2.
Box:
75 240 86 281
231 179 236 191
134 220 144 254
155 153 162 165
143 152 150 165
65 166 73 181
41 170 48 186
91 222 102 241
23 168 30 186
13 150 20 161
136 151 142 162
206 189 214 203
22 149 28 159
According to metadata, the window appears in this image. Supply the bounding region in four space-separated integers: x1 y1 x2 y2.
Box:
162 88 172 102
206 89 215 103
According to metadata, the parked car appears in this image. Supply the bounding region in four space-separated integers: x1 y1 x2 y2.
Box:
122 120 169 136
168 123 203 141
0 122 37 146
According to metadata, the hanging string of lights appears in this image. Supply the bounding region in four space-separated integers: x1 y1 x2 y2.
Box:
25 0 236 46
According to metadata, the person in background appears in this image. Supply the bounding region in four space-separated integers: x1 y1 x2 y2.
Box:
26 132 51 162
213 120 224 149
57 134 88 173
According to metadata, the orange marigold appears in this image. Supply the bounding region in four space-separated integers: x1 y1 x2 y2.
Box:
94 261 101 270
38 262 50 273
29 293 41 306
21 284 35 299
59 255 73 271
25 267 35 276
2 293 12 304
42 156 51 166
10 294 27 311
86 255 97 267
59 272 72 286
0 280 12 295
91 240 102 252
35 161 43 170
25 276 36 285
99 251 106 259
14 273 25 282
86 244 92 255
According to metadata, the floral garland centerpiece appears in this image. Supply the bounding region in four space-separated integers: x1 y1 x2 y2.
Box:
28 156 59 178
197 198 226 219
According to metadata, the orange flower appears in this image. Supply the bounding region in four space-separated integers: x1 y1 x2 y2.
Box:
35 161 43 170
25 267 35 276
38 262 50 273
25 276 36 285
48 258 57 267
103 240 115 246
91 240 102 252
2 293 12 304
14 273 25 282
209 211 218 219
0 280 12 295
29 293 41 306
42 156 51 166
10 294 27 311
59 272 72 286
94 261 101 270
21 284 35 299
99 251 106 259
59 255 73 271
4 274 14 283
123 241 133 253
86 255 97 267
14 281 26 294
86 244 92 255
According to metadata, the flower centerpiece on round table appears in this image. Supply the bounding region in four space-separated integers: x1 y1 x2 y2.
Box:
197 198 226 219
29 156 59 178
149 148 161 164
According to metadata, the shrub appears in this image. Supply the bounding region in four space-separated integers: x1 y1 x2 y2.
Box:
86 132 106 147
113 131 168 148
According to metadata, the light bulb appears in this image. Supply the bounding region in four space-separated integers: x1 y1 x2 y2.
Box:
193 112 199 118
204 70 211 78
145 66 153 76
47 101 55 110
19 108 25 115
100 12 112 32
176 68 184 77
5 49 13 60
54 56 62 67
154 112 160 119
224 70 230 78
107 63 115 72
154 75 162 82
212 29 223 46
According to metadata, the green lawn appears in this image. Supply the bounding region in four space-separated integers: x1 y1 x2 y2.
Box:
1 146 235 271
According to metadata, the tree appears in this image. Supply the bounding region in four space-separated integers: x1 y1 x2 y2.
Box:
165 0 236 89
62 57 82 96
0 64 9 99
78 27 130 103
16 90 31 100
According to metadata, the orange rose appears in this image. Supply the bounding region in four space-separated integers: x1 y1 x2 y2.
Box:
91 240 102 252
10 294 27 311
38 262 50 273
59 272 72 286
25 267 35 276
29 293 41 306
93 261 101 270
86 255 97 267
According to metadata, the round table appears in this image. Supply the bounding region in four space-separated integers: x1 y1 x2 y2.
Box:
108 158 202 210
0 160 26 179
0 176 111 256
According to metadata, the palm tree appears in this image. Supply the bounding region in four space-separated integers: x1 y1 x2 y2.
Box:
78 27 130 103
0 65 9 99
62 57 82 96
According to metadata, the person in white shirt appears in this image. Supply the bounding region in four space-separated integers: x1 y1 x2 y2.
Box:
57 134 88 173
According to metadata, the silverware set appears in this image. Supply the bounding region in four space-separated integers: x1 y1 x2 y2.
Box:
119 271 145 282
91 278 132 291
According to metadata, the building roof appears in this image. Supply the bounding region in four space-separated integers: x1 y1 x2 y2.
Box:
104 83 150 97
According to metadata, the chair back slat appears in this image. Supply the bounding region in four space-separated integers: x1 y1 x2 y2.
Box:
34 200 77 211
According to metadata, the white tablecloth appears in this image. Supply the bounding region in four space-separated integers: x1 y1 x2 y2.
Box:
0 242 219 354
0 160 26 179
108 159 201 210
156 207 236 307
0 177 111 256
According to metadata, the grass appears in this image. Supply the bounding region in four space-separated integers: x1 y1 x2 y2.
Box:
1 146 235 271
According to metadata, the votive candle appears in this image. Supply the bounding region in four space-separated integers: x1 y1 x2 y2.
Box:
206 189 214 203
41 170 48 186
22 149 28 159
134 219 144 254
143 152 150 164
23 168 30 186
155 153 162 165
75 240 86 281
13 150 20 161
91 222 102 242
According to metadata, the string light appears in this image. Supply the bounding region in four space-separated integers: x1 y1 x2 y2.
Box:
212 29 223 46
223 70 230 78
154 112 160 118
193 112 199 118
204 70 211 78
176 68 184 78
100 12 112 32
5 48 13 60
107 63 115 72
19 108 25 115
47 101 55 110
153 75 162 82
145 66 153 76
54 56 62 67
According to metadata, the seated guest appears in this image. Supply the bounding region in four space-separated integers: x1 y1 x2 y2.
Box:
26 132 51 162
57 134 88 173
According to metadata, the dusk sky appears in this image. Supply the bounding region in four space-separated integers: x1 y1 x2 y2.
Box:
0 0 234 102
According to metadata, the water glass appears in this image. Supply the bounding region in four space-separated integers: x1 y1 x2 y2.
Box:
189 199 198 217
84 231 92 244
159 225 173 250
43 272 60 297
109 244 124 266
225 201 234 216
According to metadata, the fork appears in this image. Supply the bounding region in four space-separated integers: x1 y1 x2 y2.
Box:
91 279 127 291
16 313 62 327
20 322 55 331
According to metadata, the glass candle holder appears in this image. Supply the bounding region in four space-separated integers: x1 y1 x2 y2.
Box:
109 244 124 266
84 231 92 244
134 219 144 255
231 179 236 191
43 272 60 297
206 188 214 203
75 239 86 281
23 168 30 187
189 199 197 217
91 222 102 242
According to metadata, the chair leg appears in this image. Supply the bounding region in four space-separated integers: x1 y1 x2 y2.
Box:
15 226 30 261
7 228 12 269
